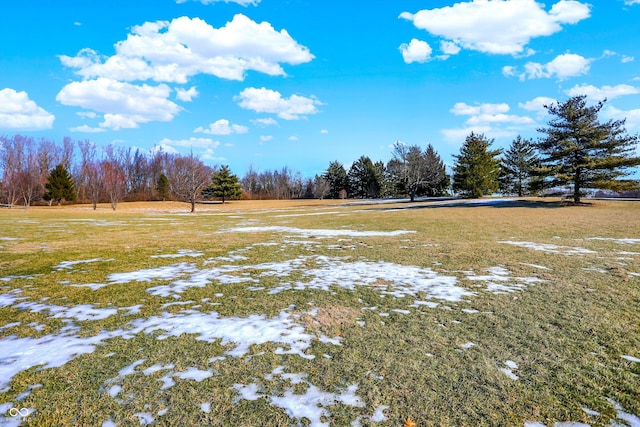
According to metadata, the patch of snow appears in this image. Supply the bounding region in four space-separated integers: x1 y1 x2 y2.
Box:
101 419 118 427
14 301 119 321
622 355 640 363
142 363 175 376
108 263 199 284
151 249 203 258
499 241 596 255
392 309 411 314
499 368 519 380
201 402 211 413
371 405 389 422
587 237 640 245
465 266 543 294
581 406 600 416
174 368 212 382
520 263 551 270
461 342 476 349
158 374 175 390
505 360 518 369
118 359 146 376
53 258 104 270
461 309 479 314
221 225 416 238
107 385 122 398
133 412 154 425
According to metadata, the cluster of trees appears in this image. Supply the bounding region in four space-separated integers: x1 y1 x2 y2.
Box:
0 136 244 212
1 95 638 209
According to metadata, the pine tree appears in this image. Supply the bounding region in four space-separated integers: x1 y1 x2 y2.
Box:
324 161 349 199
499 136 541 196
156 173 170 201
537 95 640 203
422 144 450 197
204 165 243 203
452 132 502 198
43 163 76 205
348 156 381 198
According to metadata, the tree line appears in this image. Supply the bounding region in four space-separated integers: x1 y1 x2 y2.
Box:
1 95 639 209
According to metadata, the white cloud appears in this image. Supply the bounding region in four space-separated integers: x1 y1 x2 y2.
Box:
624 0 640 5
159 137 220 149
176 86 198 102
518 96 557 118
443 101 534 143
251 117 278 127
399 39 432 64
56 78 181 130
506 53 592 80
259 135 273 143
177 0 260 5
235 87 321 120
320 129 329 134
565 84 640 101
0 88 55 130
194 119 248 135
77 111 97 119
69 125 107 133
150 144 179 155
59 15 313 83
400 0 590 55
621 55 634 63
288 135 298 141
440 41 461 56
602 105 640 131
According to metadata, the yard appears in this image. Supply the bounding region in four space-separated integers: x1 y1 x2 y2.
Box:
0 198 638 426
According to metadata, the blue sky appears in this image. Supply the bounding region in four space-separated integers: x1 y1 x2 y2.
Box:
1 0 639 178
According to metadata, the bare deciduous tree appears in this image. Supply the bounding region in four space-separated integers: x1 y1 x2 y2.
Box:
167 152 212 212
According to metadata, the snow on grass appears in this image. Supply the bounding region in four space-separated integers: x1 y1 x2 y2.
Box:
13 301 119 321
520 263 551 270
234 367 365 427
622 355 640 363
370 405 389 422
133 412 154 425
499 360 519 380
200 402 211 413
586 237 640 245
108 263 199 284
0 327 112 393
221 225 416 238
53 258 105 270
498 241 596 255
461 342 476 349
465 266 543 294
123 309 327 359
151 249 203 259
174 368 213 382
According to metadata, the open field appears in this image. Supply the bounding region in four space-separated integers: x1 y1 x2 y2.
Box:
0 198 639 426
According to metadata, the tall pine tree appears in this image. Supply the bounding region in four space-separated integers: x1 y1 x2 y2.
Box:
537 95 640 203
422 144 450 197
453 132 502 198
499 136 541 196
324 161 349 199
43 164 76 205
204 165 243 204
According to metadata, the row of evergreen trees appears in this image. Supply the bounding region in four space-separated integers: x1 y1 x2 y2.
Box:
2 95 639 207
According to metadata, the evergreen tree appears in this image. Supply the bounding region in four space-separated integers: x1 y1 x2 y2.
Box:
324 161 349 199
348 156 381 198
204 165 243 203
537 95 640 203
156 173 170 201
452 132 502 198
43 163 76 205
422 144 449 197
499 136 541 196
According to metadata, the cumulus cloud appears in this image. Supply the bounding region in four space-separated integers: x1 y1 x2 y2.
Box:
518 96 557 117
440 41 461 56
56 78 181 130
602 105 640 131
69 125 107 133
565 83 640 101
235 87 321 120
505 53 592 80
59 15 313 83
0 88 55 130
251 117 278 127
259 135 273 143
443 102 534 143
400 0 590 55
176 86 198 102
194 119 248 135
399 39 432 63
159 137 220 149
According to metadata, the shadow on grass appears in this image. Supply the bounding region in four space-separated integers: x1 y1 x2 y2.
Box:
370 198 592 211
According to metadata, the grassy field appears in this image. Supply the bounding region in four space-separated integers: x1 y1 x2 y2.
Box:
0 198 638 426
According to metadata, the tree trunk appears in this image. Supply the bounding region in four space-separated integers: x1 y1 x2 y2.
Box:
190 200 195 213
574 169 581 204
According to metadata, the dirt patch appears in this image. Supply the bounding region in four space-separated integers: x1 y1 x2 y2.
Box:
298 305 360 335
